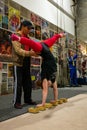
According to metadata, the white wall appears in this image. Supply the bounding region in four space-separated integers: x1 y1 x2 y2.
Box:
12 0 75 36
57 0 74 16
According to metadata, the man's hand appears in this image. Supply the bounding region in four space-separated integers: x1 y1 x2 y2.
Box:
29 50 40 57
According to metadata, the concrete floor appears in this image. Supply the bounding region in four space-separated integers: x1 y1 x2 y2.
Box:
0 85 87 122
0 93 87 130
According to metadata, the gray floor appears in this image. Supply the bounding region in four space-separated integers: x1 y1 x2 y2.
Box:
0 85 87 122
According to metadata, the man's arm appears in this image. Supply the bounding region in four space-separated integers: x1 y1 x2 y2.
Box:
73 54 77 59
12 41 30 57
12 41 39 57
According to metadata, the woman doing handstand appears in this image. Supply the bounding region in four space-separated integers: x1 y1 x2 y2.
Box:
11 33 65 107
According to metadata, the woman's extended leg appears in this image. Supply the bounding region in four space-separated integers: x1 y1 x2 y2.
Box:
11 33 65 52
43 34 62 47
11 34 42 52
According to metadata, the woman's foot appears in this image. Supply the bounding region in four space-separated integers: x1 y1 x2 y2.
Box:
11 34 20 41
50 100 57 103
36 103 45 107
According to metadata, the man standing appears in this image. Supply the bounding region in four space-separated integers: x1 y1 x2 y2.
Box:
13 20 37 109
67 50 78 87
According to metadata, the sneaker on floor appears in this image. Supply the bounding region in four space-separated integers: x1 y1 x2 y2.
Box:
14 103 22 109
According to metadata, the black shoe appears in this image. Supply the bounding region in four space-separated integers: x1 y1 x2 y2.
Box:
73 84 79 87
14 103 22 109
69 85 73 87
25 100 37 105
